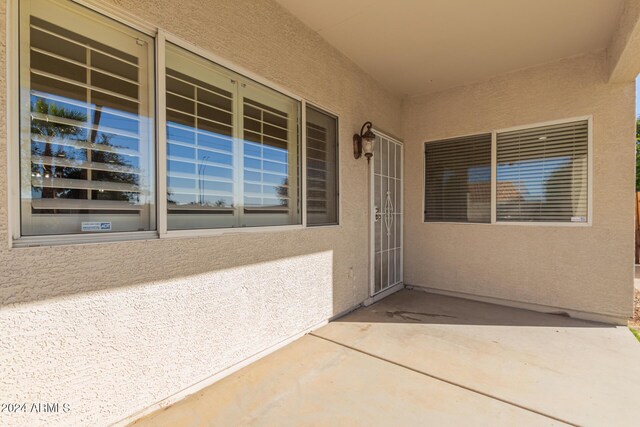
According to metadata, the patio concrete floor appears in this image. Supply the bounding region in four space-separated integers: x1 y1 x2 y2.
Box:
132 289 640 427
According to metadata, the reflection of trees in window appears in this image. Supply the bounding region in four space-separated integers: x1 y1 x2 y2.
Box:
31 98 140 207
91 133 139 202
31 98 87 201
276 177 288 207
166 194 230 208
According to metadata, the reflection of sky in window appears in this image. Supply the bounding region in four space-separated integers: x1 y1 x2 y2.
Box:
468 165 490 182
497 156 570 200
28 89 147 205
31 90 292 207
30 92 142 152
442 165 490 183
166 119 237 207
165 119 291 206
243 140 289 204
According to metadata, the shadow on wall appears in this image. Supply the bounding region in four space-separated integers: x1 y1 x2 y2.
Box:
336 289 616 328
0 230 346 308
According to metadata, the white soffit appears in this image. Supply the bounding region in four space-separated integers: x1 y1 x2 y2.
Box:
275 0 624 96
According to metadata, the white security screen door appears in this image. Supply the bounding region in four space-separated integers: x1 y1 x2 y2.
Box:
371 132 403 295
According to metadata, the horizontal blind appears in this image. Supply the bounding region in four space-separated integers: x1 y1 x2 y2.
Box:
496 120 588 222
424 134 491 223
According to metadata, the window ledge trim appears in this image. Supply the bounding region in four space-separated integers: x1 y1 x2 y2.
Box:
11 222 316 248
494 221 592 227
305 223 341 229
12 231 158 248
422 221 493 226
421 220 592 227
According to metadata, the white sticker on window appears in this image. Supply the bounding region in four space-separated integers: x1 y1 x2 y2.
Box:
81 222 112 232
570 217 587 223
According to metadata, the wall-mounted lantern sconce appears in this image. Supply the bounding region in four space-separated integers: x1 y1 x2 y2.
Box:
353 121 375 163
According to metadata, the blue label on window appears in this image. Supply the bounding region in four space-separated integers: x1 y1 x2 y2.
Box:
81 222 112 232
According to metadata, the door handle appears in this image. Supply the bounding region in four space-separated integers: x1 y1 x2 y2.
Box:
374 206 382 222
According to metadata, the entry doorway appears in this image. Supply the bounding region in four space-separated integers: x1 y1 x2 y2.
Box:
370 131 403 296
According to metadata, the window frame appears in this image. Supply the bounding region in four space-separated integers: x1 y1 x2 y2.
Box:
7 0 342 247
165 39 304 237
422 115 593 227
18 0 158 237
304 103 340 228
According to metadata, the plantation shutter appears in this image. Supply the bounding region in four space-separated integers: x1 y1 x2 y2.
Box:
306 106 338 226
164 43 300 230
424 134 492 223
164 42 238 233
240 81 300 227
21 0 155 235
242 98 292 213
496 120 588 222
165 67 235 213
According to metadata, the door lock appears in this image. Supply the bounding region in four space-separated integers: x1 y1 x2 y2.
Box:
374 206 382 222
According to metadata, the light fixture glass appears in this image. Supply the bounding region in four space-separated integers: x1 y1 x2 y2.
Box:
353 121 376 163
362 136 374 159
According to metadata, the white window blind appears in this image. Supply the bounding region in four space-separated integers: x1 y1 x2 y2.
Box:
305 106 338 226
496 120 588 223
424 134 492 223
20 0 155 236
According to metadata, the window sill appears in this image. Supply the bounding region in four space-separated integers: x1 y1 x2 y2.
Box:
422 220 592 227
12 231 158 248
11 222 349 248
493 221 592 227
306 223 341 229
422 221 492 225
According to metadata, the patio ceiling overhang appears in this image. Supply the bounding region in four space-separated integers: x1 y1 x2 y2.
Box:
275 0 640 96
608 1 640 83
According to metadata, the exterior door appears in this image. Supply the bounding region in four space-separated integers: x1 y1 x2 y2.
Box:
370 131 403 296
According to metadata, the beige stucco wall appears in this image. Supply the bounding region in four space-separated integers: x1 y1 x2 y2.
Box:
403 51 635 322
0 0 402 425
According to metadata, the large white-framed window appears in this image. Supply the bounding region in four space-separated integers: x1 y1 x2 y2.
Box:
423 116 593 226
495 119 590 224
17 0 156 237
163 42 301 231
8 0 339 246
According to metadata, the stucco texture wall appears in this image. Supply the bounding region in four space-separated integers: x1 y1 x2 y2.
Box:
0 0 402 425
402 51 635 321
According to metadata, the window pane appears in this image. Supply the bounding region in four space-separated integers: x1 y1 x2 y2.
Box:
165 44 237 230
165 43 301 230
306 106 338 226
240 84 301 227
496 120 588 223
424 134 491 223
20 0 155 236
